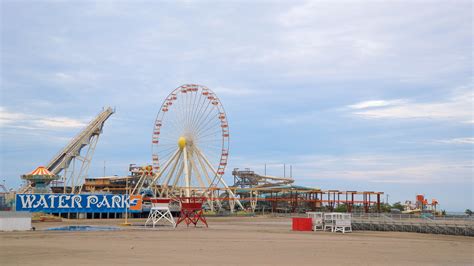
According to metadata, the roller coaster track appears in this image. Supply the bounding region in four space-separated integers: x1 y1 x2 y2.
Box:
21 107 114 194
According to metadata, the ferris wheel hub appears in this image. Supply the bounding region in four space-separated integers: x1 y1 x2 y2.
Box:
178 136 187 149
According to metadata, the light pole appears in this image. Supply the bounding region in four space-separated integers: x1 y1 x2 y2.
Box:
121 177 131 226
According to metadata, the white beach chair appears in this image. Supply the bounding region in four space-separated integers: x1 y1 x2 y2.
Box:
324 213 337 232
333 213 352 233
307 212 324 231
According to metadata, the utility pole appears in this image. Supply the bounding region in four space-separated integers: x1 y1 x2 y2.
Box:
283 164 286 178
264 164 266 176
122 177 131 226
103 161 106 177
290 165 292 178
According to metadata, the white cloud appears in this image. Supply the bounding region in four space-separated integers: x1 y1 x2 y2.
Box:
35 118 87 129
348 100 407 110
348 89 473 123
292 154 472 184
260 1 472 80
50 71 101 88
0 107 87 130
213 87 260 96
229 153 472 185
0 107 29 126
436 137 474 145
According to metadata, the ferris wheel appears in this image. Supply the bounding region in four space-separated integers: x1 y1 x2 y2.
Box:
145 84 242 208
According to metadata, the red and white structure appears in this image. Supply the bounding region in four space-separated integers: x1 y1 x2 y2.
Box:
145 198 175 228
134 84 243 211
21 166 60 193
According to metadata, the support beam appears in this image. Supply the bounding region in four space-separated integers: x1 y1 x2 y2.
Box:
194 146 244 210
183 146 191 197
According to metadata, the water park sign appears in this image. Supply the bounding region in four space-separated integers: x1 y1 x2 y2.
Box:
16 194 142 213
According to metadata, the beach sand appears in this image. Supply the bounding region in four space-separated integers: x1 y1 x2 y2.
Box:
1 216 472 265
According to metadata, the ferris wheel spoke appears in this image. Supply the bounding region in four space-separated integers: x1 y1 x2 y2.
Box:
158 144 179 151
189 91 200 129
190 95 213 136
177 99 188 129
192 101 216 137
195 120 222 140
196 115 221 133
182 92 192 129
196 137 222 144
186 90 196 133
194 114 222 140
189 92 207 136
175 91 186 134
197 130 224 141
158 148 180 163
166 114 183 137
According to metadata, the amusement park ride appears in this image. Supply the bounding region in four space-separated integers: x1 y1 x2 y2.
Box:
17 84 385 217
131 84 244 213
20 107 115 194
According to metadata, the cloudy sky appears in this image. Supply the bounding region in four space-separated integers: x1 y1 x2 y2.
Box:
1 0 472 211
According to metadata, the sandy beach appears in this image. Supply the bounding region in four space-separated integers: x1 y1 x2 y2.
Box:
1 216 472 265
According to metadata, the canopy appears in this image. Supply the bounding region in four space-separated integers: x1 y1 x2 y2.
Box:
25 166 55 176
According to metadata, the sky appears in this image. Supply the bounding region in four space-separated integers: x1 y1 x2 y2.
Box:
0 0 472 211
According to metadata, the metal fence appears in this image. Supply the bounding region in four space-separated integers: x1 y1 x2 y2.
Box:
351 213 474 236
267 212 474 236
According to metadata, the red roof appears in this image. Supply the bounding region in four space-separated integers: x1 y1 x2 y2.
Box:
26 166 54 176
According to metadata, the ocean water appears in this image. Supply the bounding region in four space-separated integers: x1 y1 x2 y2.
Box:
46 225 120 231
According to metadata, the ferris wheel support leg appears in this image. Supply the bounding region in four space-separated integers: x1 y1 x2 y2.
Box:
131 172 146 196
142 149 180 195
162 149 183 187
130 148 178 196
188 152 207 191
171 159 185 191
194 150 214 187
194 151 223 210
150 148 180 185
189 151 215 209
183 146 191 197
229 199 236 213
194 147 244 210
